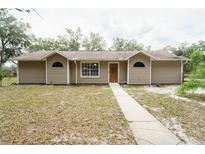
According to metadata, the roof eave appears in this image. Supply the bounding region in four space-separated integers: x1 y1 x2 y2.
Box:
126 51 157 60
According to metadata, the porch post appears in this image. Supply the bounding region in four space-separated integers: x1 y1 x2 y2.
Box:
45 58 48 84
127 59 129 84
181 60 183 84
16 61 19 84
67 59 70 84
75 60 77 84
150 59 152 85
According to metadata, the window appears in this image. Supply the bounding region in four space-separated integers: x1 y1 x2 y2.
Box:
133 62 145 67
81 62 99 77
52 62 63 67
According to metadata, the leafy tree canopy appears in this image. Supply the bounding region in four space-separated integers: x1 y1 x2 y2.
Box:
0 9 32 67
65 27 82 51
111 37 145 51
29 27 82 52
168 41 205 73
82 32 106 51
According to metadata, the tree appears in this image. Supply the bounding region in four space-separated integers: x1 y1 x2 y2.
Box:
0 9 31 68
65 27 82 51
82 32 106 51
175 42 205 73
29 27 83 52
111 37 144 51
110 38 126 51
29 37 57 52
189 50 205 69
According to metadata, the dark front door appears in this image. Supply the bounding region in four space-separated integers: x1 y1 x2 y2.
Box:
109 63 118 83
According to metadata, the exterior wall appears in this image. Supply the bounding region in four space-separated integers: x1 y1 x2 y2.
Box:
119 61 127 84
69 61 76 84
19 61 45 83
128 53 151 84
47 53 67 84
151 61 181 84
77 61 108 84
69 61 127 84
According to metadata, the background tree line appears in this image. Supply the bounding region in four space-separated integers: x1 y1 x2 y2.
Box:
28 28 146 52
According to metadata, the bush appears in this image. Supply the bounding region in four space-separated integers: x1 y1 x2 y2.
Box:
177 80 202 96
0 68 6 86
2 65 17 77
178 62 205 96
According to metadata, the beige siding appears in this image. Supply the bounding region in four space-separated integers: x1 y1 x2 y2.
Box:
76 61 108 84
19 61 45 83
47 53 67 84
119 61 127 84
151 61 181 84
128 53 150 84
69 61 127 84
69 61 76 84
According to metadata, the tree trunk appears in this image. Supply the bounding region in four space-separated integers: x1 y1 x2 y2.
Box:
0 39 4 86
0 61 2 86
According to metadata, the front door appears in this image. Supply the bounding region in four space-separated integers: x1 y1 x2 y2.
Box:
109 63 118 83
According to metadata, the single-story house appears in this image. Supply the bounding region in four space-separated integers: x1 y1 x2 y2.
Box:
13 50 186 85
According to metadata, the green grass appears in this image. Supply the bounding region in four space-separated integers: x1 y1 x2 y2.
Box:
2 77 16 86
0 85 135 144
122 85 205 144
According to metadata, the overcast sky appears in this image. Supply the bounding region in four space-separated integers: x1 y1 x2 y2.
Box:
13 8 205 49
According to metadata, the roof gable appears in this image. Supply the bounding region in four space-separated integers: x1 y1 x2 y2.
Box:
41 51 68 60
126 51 157 60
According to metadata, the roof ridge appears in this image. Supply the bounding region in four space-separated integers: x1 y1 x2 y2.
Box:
12 50 186 61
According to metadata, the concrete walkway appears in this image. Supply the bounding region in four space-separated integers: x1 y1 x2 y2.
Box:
109 83 181 145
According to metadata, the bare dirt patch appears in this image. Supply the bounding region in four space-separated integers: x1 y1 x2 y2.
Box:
123 85 205 144
145 85 205 107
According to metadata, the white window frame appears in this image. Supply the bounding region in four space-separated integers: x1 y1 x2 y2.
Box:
80 61 100 78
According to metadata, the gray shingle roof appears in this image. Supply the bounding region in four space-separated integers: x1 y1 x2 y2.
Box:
12 50 186 61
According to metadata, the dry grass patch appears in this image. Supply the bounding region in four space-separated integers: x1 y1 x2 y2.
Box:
122 85 205 144
0 85 135 144
185 93 205 102
2 77 16 86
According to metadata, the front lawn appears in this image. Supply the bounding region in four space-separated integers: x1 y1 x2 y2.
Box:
0 85 135 144
123 85 205 144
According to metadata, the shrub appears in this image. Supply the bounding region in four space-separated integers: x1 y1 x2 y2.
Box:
177 79 202 96
0 68 6 86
